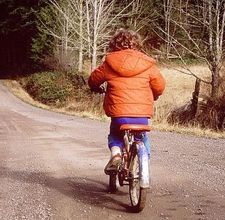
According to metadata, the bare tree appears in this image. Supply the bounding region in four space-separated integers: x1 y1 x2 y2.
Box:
86 0 135 70
78 0 84 72
163 0 174 58
207 0 225 98
43 0 135 72
48 0 85 72
155 0 225 99
125 0 153 32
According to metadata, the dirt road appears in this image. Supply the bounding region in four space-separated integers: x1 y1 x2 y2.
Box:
0 81 225 220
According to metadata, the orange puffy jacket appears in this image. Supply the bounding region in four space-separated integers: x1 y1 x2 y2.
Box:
88 49 165 118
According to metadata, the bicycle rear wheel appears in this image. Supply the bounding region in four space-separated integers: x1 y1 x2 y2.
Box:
129 149 147 212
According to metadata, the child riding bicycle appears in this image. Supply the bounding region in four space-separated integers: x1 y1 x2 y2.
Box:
88 29 165 174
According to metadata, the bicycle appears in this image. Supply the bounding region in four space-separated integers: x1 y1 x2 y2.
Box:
108 124 151 213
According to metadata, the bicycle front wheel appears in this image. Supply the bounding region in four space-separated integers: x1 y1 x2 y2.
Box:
129 149 147 212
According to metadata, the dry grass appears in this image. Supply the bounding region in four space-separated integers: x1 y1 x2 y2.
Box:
4 80 50 110
154 122 225 139
153 65 210 122
4 64 225 139
151 64 224 138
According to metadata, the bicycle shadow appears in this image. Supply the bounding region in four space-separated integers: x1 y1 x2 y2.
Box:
0 166 131 213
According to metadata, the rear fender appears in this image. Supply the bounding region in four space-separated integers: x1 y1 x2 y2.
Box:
136 141 150 188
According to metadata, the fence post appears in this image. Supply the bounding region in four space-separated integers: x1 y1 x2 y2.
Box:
191 78 201 117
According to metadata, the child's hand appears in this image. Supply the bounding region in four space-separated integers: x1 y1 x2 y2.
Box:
153 95 159 101
91 85 106 94
97 86 106 94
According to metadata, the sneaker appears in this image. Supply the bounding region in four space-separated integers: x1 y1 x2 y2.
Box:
104 154 122 175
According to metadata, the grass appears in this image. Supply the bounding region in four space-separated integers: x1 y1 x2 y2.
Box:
3 64 225 139
153 64 210 122
151 64 225 138
153 122 225 139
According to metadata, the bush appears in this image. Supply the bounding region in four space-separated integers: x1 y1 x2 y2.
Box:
19 71 104 118
196 95 225 131
21 71 74 106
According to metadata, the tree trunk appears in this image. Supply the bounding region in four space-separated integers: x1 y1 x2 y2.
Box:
164 0 173 58
78 0 83 73
85 2 91 59
91 0 98 71
92 42 97 70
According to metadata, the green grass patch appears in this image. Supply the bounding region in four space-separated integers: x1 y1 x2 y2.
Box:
20 71 72 106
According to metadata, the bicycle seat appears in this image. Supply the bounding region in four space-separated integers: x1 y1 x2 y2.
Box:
120 124 151 132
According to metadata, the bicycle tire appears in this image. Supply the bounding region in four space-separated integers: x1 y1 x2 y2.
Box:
129 148 147 212
109 174 117 193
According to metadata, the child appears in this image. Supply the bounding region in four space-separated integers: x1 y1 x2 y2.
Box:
88 29 165 174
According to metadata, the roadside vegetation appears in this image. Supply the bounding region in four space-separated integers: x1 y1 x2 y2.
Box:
17 71 105 119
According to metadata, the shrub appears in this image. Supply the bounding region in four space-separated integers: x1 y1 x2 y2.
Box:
21 71 73 106
19 70 104 117
196 95 225 131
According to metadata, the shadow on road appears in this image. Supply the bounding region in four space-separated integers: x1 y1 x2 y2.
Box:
0 166 132 213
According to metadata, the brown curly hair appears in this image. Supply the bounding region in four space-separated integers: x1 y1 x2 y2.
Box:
108 29 142 52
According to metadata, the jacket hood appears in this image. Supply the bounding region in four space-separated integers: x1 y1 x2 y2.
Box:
105 49 156 77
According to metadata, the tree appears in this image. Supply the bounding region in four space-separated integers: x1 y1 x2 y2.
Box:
31 2 56 67
86 0 121 70
43 0 135 72
0 0 40 74
154 0 225 100
35 0 82 71
163 0 174 58
207 0 225 99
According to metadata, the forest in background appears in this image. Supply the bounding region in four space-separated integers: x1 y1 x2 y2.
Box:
0 0 225 131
